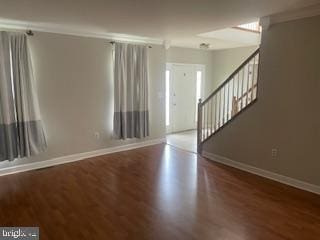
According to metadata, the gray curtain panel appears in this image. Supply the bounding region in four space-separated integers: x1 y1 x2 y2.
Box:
113 42 149 139
0 31 47 161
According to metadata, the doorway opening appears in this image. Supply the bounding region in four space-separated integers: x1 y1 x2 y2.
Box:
165 63 205 153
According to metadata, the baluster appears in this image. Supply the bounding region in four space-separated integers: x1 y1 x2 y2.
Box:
223 88 225 124
202 102 207 141
203 103 206 140
197 98 202 153
220 87 223 125
221 88 224 126
205 102 207 140
223 84 226 123
229 79 233 120
237 70 242 111
226 82 228 121
246 63 250 106
232 77 235 116
242 66 245 109
224 86 227 124
214 93 219 131
228 82 231 120
209 102 211 134
248 58 253 103
211 95 216 133
231 77 234 117
210 98 213 135
206 101 209 138
197 99 202 151
223 84 226 122
225 85 228 122
253 54 259 100
206 100 211 138
236 74 240 115
201 103 204 141
217 91 220 128
226 82 229 121
251 54 256 101
234 73 238 116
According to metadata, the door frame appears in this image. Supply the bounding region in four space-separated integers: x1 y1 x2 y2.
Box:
165 63 206 134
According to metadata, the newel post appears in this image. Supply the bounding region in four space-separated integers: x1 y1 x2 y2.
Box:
197 98 202 154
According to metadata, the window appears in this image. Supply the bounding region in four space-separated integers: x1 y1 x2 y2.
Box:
166 70 170 126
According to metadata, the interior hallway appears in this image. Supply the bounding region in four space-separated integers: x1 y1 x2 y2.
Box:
166 130 197 153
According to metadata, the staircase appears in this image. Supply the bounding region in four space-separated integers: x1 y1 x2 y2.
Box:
197 48 260 153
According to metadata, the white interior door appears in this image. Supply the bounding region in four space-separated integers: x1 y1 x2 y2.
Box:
171 64 197 133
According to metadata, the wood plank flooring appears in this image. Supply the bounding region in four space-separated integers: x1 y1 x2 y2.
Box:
0 144 319 240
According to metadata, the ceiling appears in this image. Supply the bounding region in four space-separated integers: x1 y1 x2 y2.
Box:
0 0 318 49
196 27 261 50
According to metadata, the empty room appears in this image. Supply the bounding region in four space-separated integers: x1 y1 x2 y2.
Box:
0 0 320 239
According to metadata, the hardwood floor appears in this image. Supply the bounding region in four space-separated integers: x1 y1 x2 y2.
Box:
0 144 319 240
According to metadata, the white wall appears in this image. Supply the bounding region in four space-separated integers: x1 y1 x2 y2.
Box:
0 32 256 170
166 47 213 98
166 46 257 99
210 46 258 90
0 32 166 169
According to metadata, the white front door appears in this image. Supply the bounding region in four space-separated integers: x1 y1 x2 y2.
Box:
166 64 204 133
171 65 196 132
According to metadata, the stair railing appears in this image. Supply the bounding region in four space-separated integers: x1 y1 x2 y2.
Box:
197 48 260 153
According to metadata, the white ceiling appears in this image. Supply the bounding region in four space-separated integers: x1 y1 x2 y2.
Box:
0 0 318 49
196 28 261 50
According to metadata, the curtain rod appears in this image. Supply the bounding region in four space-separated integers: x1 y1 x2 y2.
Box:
109 41 152 48
0 28 34 36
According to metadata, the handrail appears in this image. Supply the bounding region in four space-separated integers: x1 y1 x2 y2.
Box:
197 48 260 153
201 48 260 106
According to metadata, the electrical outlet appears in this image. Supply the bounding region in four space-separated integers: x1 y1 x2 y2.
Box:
271 148 278 158
94 132 100 140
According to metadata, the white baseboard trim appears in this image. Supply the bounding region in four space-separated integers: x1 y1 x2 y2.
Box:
0 138 166 177
202 151 320 195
